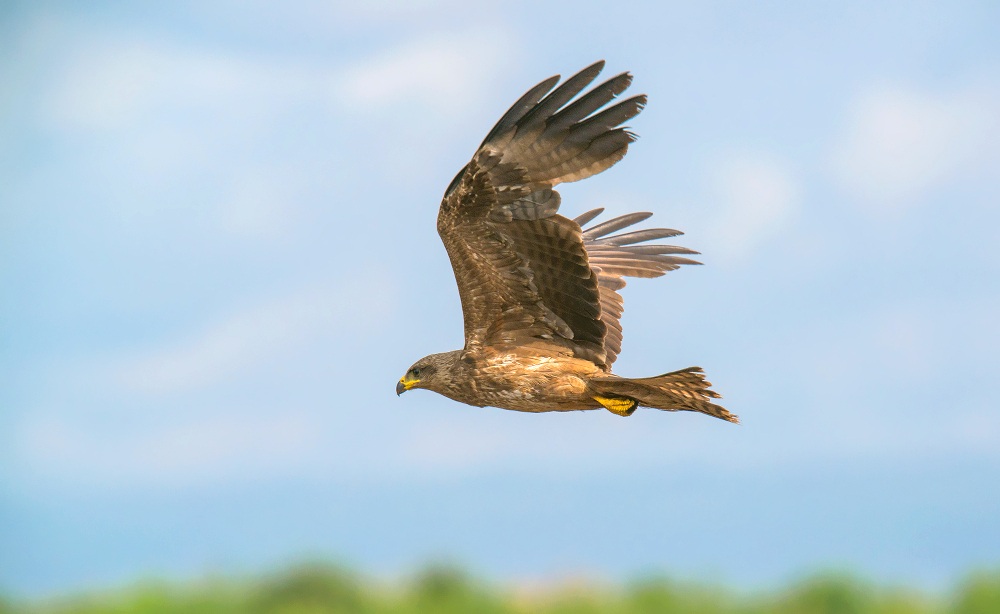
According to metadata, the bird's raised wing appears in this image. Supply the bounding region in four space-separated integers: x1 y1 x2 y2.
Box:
437 61 695 367
437 61 637 366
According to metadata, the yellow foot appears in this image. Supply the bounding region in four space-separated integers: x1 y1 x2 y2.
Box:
594 395 638 417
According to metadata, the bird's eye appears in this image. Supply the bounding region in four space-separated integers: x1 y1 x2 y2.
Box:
412 368 421 377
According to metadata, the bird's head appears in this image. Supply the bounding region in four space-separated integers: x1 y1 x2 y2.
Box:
396 352 452 396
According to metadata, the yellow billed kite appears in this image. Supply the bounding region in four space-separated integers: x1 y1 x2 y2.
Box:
397 61 736 423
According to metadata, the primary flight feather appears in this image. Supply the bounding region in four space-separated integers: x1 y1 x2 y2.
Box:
396 61 737 423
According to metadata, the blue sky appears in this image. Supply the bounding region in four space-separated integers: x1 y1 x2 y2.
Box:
2 0 999 598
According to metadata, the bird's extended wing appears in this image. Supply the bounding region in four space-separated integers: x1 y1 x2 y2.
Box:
437 61 645 366
573 208 702 366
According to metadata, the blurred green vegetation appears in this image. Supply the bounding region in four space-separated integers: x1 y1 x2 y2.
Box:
9 564 1000 614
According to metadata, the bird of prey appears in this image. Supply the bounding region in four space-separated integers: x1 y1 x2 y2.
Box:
396 61 737 423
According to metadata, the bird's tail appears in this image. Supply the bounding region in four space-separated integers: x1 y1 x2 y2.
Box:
588 367 738 423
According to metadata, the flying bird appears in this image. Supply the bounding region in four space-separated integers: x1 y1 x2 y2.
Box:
396 61 737 423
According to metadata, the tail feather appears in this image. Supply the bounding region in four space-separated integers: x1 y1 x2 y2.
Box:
589 367 738 423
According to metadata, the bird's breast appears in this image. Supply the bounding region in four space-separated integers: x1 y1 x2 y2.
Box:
465 351 598 412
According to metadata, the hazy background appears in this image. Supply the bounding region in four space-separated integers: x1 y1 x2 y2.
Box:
2 0 999 599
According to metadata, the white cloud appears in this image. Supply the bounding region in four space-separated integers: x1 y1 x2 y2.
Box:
18 412 324 488
44 25 514 132
873 306 934 377
779 405 1000 467
392 411 744 478
33 23 519 238
189 0 462 32
399 420 511 471
115 275 393 395
772 296 1000 466
704 151 800 262
216 164 307 240
337 27 515 113
831 80 1000 209
47 39 316 131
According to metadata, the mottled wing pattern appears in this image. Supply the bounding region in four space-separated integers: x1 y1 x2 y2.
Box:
438 61 645 366
573 208 702 366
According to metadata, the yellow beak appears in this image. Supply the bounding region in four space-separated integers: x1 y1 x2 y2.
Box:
396 375 419 396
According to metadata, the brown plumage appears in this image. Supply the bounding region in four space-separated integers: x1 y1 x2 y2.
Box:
396 61 737 423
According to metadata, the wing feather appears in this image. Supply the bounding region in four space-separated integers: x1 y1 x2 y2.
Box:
438 62 642 366
436 62 698 368
545 73 636 133
581 212 702 365
571 207 605 228
478 75 561 148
